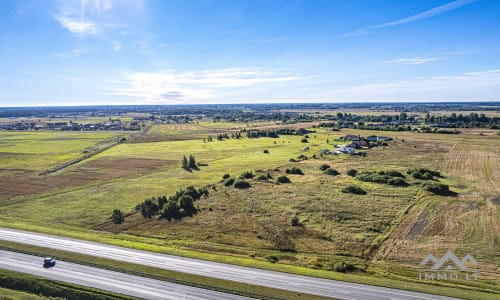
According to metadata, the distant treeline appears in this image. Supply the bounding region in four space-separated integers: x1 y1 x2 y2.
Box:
242 128 315 139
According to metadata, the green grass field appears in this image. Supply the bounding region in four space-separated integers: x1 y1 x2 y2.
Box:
0 123 498 299
0 131 123 171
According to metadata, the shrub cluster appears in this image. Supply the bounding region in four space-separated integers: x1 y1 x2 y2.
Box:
277 175 291 183
319 164 330 171
421 182 452 195
332 261 356 273
324 168 340 176
357 171 408 186
256 174 268 181
376 170 405 178
341 185 367 195
286 167 304 175
347 169 358 177
240 171 254 179
407 168 441 180
234 179 251 189
223 178 235 186
136 186 208 221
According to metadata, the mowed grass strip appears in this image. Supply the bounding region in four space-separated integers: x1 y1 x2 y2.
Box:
0 268 135 300
0 286 51 300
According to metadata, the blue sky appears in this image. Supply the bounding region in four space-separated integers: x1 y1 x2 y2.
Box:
1 0 499 106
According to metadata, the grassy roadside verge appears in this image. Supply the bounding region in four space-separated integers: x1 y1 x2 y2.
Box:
0 268 134 300
0 223 498 300
0 240 332 300
0 286 49 300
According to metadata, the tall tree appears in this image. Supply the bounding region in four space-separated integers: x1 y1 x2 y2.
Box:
188 154 196 169
181 155 189 169
111 209 124 224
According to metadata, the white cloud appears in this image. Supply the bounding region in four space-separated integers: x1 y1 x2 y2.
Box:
108 68 299 103
111 41 122 51
345 0 478 36
55 17 99 35
320 69 500 102
382 57 442 65
52 0 147 53
106 68 500 104
54 46 97 57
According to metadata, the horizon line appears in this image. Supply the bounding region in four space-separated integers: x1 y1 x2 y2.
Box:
1 100 500 109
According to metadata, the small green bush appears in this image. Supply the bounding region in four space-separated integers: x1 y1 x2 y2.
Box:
291 216 301 227
422 182 453 195
234 180 251 189
256 174 268 181
333 261 356 273
222 173 230 180
286 167 304 175
387 177 408 186
347 169 358 177
324 168 340 176
223 178 235 186
277 175 291 183
407 168 441 180
319 164 330 171
378 170 405 178
357 172 408 186
266 255 279 263
240 171 254 179
341 185 366 195
263 149 269 154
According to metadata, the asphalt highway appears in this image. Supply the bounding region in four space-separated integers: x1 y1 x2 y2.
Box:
0 250 252 300
0 228 461 300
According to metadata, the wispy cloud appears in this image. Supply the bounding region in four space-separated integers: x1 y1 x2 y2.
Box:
54 46 97 58
111 41 122 51
344 0 478 37
53 0 104 36
320 69 500 101
52 0 147 54
382 57 442 65
108 68 299 103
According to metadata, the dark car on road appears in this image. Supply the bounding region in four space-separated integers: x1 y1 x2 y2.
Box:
43 257 56 268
